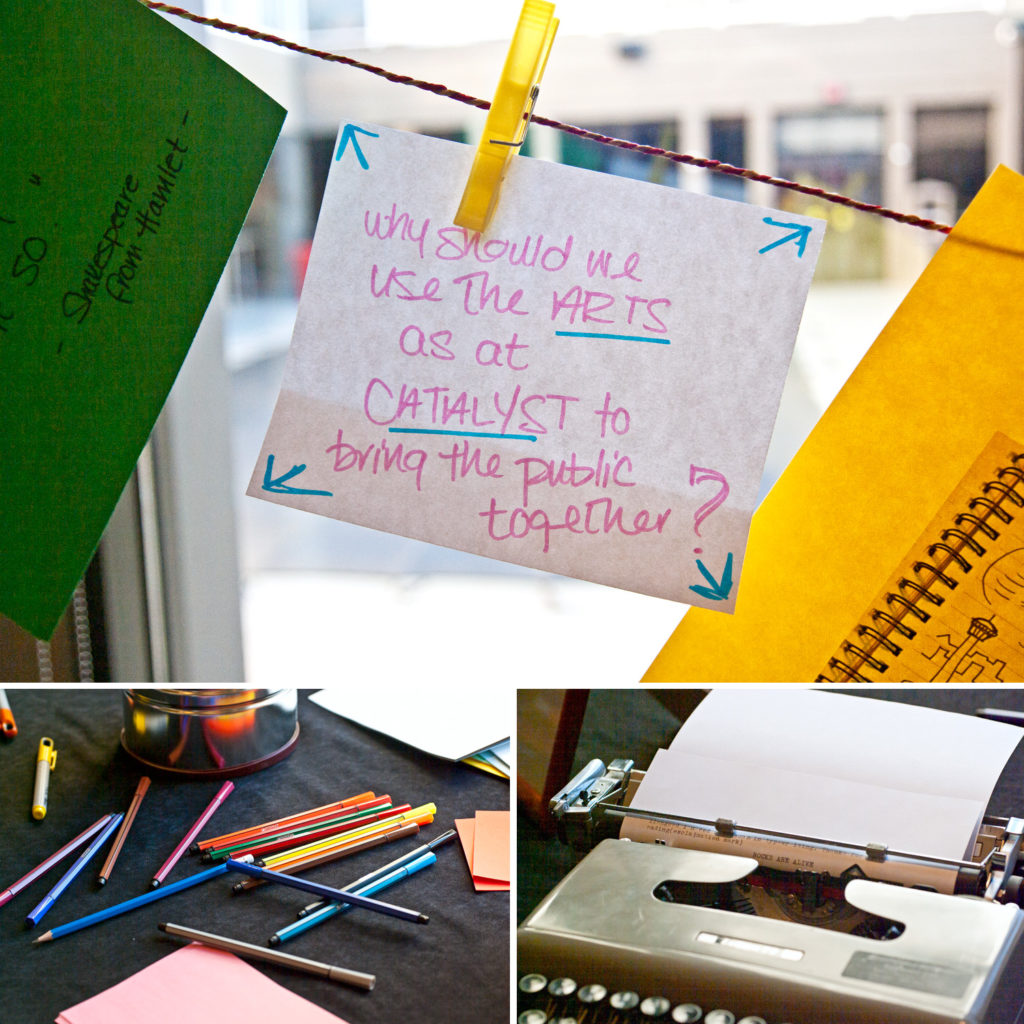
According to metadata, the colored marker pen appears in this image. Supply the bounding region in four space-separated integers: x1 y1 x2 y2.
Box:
0 688 16 737
32 738 57 820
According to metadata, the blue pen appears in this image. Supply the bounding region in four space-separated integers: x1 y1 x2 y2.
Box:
271 851 437 945
225 858 429 924
298 827 457 918
31 858 252 943
26 813 122 927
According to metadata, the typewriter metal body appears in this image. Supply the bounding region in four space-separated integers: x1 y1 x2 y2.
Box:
517 759 1024 1024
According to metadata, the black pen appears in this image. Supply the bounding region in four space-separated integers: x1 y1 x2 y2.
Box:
976 708 1024 727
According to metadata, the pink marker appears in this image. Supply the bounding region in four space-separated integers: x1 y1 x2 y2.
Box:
151 781 234 888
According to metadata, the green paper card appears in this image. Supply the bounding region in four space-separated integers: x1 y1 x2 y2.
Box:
1 0 285 638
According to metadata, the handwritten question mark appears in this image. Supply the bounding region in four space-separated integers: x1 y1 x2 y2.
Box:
689 465 730 554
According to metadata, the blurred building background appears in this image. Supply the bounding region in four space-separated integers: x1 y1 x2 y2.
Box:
17 2 1017 683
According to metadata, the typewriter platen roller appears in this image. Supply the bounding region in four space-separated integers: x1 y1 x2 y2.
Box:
548 758 1024 910
517 840 1024 1024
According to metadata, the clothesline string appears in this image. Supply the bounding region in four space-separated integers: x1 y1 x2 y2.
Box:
143 1 953 235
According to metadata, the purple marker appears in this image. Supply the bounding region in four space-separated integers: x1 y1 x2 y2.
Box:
0 815 113 909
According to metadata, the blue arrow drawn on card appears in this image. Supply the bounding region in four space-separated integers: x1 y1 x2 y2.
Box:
335 124 380 169
758 217 812 257
262 454 333 497
689 552 734 602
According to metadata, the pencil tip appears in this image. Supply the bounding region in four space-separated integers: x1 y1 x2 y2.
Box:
157 922 167 932
97 877 106 886
33 932 52 944
418 914 430 924
268 935 280 947
150 880 161 889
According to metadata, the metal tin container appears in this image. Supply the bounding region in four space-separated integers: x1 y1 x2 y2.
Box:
121 689 299 777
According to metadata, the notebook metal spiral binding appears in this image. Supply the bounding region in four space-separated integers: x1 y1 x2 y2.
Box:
819 451 1024 682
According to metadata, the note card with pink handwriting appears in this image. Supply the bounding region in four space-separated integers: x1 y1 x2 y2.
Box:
248 124 822 610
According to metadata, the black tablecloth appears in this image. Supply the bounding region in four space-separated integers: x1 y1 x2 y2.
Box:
0 689 509 1024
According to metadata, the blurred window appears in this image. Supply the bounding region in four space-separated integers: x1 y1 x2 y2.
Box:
307 0 364 31
914 106 989 217
708 116 747 202
558 121 679 186
776 109 885 279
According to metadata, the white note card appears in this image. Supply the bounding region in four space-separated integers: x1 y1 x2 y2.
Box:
249 123 823 610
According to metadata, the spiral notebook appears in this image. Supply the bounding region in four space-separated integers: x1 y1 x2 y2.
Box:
818 431 1024 682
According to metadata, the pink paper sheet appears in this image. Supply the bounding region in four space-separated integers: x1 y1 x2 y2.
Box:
56 943 349 1024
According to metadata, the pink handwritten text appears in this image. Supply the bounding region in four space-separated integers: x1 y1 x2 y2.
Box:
363 378 578 435
514 450 635 506
479 496 671 553
325 428 428 491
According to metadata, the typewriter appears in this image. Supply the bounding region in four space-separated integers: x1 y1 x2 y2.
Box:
516 759 1024 1024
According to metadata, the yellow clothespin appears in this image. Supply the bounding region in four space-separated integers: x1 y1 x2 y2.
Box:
454 0 558 234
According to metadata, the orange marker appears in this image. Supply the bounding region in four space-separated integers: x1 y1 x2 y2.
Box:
0 689 16 738
201 796 393 861
192 791 375 853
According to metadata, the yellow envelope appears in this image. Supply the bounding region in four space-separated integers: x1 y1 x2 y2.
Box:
645 165 1024 682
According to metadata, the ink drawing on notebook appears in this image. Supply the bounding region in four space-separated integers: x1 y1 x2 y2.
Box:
819 431 1024 682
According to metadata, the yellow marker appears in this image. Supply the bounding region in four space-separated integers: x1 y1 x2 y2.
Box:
453 0 558 233
32 737 57 820
264 804 437 866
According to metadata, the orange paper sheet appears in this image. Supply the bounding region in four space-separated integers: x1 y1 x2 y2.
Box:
645 164 1024 682
455 813 510 891
56 944 349 1024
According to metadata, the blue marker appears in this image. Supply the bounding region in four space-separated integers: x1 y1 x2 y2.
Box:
296 827 457 919
271 851 437 945
31 858 253 942
26 813 122 927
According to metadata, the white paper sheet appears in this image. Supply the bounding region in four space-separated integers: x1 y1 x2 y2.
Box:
248 122 822 612
309 686 511 762
621 690 1022 891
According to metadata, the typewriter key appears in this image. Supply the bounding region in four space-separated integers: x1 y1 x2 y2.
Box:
704 1011 735 1024
609 991 641 1011
520 975 549 995
549 978 579 998
519 973 549 1012
578 983 608 1006
548 978 579 1018
519 1012 549 1024
640 996 672 1019
670 1005 703 1023
737 1017 767 1024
